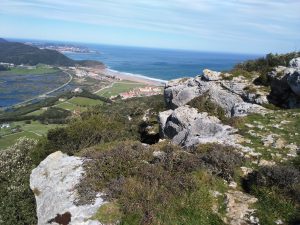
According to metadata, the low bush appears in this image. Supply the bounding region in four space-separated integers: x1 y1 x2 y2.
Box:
0 138 38 225
76 142 226 225
194 144 245 181
244 165 300 203
187 94 227 122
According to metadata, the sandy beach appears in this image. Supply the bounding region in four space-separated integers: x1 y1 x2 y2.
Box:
98 67 166 86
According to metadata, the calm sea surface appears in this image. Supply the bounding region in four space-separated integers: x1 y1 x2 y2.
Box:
64 44 260 81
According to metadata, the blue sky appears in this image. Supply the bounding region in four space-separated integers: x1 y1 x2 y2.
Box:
0 0 299 54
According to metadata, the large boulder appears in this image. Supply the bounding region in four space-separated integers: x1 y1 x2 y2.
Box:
30 151 105 225
202 69 222 81
267 61 300 107
232 102 268 117
160 105 238 147
289 57 300 69
164 77 202 109
164 76 246 116
287 69 300 96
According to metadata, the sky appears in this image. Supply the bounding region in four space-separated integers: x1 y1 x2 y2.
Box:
0 0 300 54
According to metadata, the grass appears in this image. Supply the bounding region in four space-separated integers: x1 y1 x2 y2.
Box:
55 101 84 112
97 82 146 98
234 109 300 161
252 187 299 225
92 202 122 224
0 131 39 150
68 97 103 107
0 121 63 150
25 109 46 116
1 65 59 75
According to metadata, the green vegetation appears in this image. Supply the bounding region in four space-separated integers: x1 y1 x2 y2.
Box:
75 142 229 225
0 138 38 225
91 202 123 224
97 82 146 97
3 65 59 75
187 93 227 122
234 109 300 161
55 101 84 112
243 165 300 224
233 52 300 86
0 131 39 150
0 41 75 66
0 121 64 150
68 97 103 107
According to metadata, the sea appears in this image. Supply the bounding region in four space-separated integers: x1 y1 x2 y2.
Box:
63 43 261 81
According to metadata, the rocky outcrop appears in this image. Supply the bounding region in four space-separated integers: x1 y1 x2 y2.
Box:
232 102 267 117
287 69 300 96
202 69 222 81
225 190 259 225
30 151 105 225
289 57 300 68
164 69 268 116
159 105 238 147
268 59 300 108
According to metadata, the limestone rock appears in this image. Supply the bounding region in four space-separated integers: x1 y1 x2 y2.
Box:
158 109 174 137
289 57 300 69
225 190 259 225
164 73 266 116
268 62 300 107
202 69 222 81
287 69 300 96
232 102 268 117
30 151 105 225
164 78 201 109
160 105 237 147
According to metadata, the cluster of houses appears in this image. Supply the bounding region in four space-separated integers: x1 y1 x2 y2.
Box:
116 86 162 99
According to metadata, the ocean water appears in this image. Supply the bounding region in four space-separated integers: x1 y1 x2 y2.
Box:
64 44 260 81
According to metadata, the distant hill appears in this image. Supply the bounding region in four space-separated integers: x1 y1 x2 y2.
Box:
0 39 105 67
0 38 8 43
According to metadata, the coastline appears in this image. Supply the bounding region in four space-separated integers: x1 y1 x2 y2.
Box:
98 67 167 86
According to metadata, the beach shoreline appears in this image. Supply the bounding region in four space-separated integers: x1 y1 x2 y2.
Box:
97 67 167 86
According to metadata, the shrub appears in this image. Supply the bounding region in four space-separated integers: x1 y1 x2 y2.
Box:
244 165 300 203
0 138 38 225
187 94 227 121
195 144 245 181
76 142 224 225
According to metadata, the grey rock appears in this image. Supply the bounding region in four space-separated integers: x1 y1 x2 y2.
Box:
225 190 258 225
158 109 175 137
232 102 268 117
30 151 105 225
160 106 237 147
287 69 300 96
164 74 266 116
289 57 300 69
202 69 222 81
164 78 202 109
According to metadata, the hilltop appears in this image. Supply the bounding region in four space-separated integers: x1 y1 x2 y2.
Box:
0 39 104 67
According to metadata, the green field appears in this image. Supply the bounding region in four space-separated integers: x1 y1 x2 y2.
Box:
97 82 146 97
0 121 63 150
0 131 39 150
68 97 103 107
1 65 59 75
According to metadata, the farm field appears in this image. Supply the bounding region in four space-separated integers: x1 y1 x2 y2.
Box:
97 82 146 98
